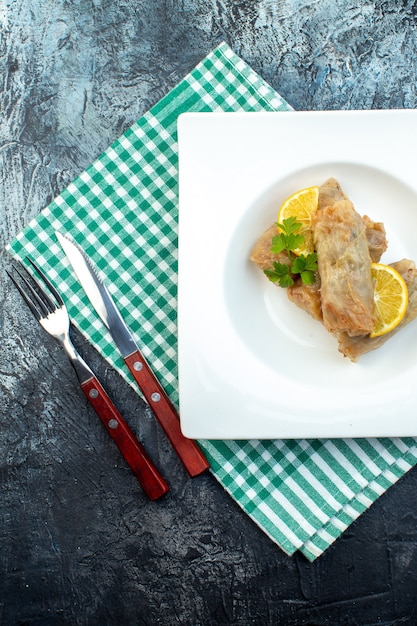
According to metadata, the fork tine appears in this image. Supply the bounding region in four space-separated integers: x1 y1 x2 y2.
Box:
7 269 44 320
10 263 54 318
26 257 65 307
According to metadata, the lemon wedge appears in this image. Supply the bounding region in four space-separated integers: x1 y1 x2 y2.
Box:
370 263 408 338
277 186 319 256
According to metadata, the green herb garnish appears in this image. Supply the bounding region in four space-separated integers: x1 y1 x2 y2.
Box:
263 217 318 288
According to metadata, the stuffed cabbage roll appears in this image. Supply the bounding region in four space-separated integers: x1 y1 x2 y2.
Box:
313 198 376 336
318 177 352 211
317 178 387 261
287 278 323 322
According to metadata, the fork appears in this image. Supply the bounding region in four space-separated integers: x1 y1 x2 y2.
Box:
8 259 169 501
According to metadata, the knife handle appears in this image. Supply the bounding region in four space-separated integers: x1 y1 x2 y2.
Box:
125 350 210 477
80 377 169 500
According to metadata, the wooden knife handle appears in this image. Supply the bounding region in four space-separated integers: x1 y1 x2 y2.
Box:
80 377 169 500
124 350 210 477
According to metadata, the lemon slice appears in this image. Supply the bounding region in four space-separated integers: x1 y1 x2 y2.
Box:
277 186 319 256
370 263 408 338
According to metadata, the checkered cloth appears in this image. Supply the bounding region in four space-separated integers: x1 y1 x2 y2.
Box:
7 42 417 561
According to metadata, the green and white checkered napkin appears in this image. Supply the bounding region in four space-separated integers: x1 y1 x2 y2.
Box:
7 42 417 561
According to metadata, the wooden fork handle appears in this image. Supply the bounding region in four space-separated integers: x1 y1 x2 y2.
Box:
125 350 210 477
80 377 169 500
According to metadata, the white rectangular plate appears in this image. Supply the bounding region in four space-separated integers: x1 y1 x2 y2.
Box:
177 110 417 439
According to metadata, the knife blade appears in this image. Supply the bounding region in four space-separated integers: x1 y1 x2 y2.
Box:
56 231 209 477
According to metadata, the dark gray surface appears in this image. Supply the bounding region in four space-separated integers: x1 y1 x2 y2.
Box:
2 1 417 624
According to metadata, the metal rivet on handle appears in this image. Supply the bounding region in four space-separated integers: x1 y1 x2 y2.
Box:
108 419 118 429
89 389 99 398
133 361 143 371
151 392 161 402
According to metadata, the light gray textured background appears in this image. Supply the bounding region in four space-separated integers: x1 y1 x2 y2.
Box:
2 1 417 624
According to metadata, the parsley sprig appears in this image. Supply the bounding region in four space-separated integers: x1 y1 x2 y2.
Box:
263 217 318 288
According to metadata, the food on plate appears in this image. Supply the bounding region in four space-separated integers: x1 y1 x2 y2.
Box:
314 190 376 336
362 215 388 263
250 178 415 361
369 262 408 338
336 259 417 360
277 185 319 256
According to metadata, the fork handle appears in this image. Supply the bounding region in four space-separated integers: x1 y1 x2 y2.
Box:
80 377 169 500
124 350 210 477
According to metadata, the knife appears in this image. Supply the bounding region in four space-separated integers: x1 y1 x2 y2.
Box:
56 231 210 477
